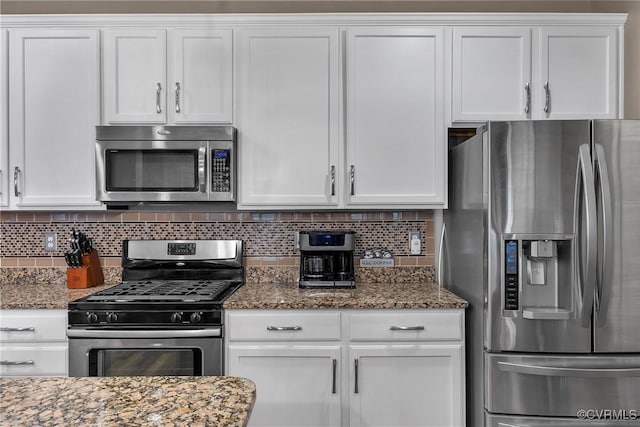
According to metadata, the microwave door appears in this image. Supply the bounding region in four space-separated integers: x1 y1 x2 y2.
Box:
97 140 208 202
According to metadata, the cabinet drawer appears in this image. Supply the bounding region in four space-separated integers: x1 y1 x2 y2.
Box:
348 310 463 341
0 310 67 342
0 344 68 376
227 311 341 341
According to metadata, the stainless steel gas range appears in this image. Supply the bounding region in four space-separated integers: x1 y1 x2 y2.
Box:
67 239 243 377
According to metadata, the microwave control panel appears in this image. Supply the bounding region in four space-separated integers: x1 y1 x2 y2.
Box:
211 149 232 193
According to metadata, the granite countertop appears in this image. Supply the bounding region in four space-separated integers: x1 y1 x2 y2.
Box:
224 281 468 310
0 376 256 427
0 282 117 309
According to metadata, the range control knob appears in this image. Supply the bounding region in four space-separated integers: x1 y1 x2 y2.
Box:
189 312 202 323
86 312 98 323
106 313 118 323
170 312 183 323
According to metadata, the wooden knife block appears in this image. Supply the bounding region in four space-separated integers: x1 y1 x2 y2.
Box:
66 250 105 289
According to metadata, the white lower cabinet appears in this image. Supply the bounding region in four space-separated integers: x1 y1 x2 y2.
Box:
227 345 342 427
226 309 465 427
349 345 464 427
0 309 68 376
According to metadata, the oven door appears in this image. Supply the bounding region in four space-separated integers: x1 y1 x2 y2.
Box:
96 139 208 202
67 328 222 377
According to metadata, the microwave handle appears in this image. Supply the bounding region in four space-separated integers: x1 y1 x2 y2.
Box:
199 146 207 193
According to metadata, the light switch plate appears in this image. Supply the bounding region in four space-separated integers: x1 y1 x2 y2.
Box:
409 231 421 255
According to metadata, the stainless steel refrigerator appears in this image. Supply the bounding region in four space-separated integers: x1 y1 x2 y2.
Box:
442 120 640 426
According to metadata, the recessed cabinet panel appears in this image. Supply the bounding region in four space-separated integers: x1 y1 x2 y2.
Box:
452 27 531 121
169 29 232 123
227 345 341 427
346 27 445 206
236 29 340 208
103 29 167 123
349 345 464 427
8 29 101 208
538 27 618 119
0 30 8 208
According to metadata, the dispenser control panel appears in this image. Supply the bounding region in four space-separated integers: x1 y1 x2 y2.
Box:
504 240 519 310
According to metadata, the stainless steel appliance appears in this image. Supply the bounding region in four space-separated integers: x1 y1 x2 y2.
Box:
299 231 355 288
95 125 236 204
67 239 243 377
443 120 640 426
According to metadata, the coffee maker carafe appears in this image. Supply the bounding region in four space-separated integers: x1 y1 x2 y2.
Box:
299 231 355 288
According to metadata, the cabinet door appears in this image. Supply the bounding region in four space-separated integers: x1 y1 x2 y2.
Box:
452 27 532 121
103 29 166 123
536 26 619 119
236 28 341 209
346 27 446 207
227 345 341 427
8 29 101 209
349 344 464 427
0 30 8 207
169 29 233 123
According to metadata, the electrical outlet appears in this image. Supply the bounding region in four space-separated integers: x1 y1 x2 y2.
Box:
409 231 421 255
294 231 300 250
44 232 57 252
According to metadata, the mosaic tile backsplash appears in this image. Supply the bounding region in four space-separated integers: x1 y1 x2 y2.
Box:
0 210 435 284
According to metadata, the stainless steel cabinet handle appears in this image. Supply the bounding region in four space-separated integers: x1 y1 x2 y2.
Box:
437 222 446 286
266 326 302 331
498 361 640 378
1 360 35 366
574 144 597 328
332 359 337 394
543 81 550 113
156 82 162 114
350 165 355 196
354 358 359 393
594 143 613 327
524 82 531 114
330 165 335 196
1 327 35 332
389 326 425 331
13 166 20 197
175 82 181 113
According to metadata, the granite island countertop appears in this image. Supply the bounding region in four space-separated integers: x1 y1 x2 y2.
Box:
0 376 256 426
0 282 117 309
224 281 468 310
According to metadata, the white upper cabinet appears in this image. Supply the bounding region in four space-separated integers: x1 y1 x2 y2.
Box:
452 27 532 121
452 24 621 121
0 29 8 208
103 29 167 123
536 26 619 119
236 28 341 209
346 27 446 207
103 28 232 124
168 29 233 123
8 29 101 209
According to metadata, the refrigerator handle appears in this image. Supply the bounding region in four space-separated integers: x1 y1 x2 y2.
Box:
594 143 614 328
437 223 446 286
498 361 640 378
574 144 597 328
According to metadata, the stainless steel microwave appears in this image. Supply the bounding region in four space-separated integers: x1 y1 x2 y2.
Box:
95 125 236 203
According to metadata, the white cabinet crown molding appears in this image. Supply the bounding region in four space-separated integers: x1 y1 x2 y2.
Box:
0 13 628 28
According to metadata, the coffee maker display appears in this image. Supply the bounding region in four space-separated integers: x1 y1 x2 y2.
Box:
299 231 355 288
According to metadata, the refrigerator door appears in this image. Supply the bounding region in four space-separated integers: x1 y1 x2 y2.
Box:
592 119 640 352
486 121 592 353
486 353 640 417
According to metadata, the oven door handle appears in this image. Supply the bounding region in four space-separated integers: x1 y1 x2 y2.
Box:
67 328 222 338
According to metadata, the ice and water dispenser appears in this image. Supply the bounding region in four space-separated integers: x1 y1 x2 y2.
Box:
503 235 574 320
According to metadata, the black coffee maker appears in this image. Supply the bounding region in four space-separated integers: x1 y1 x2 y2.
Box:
299 231 355 288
